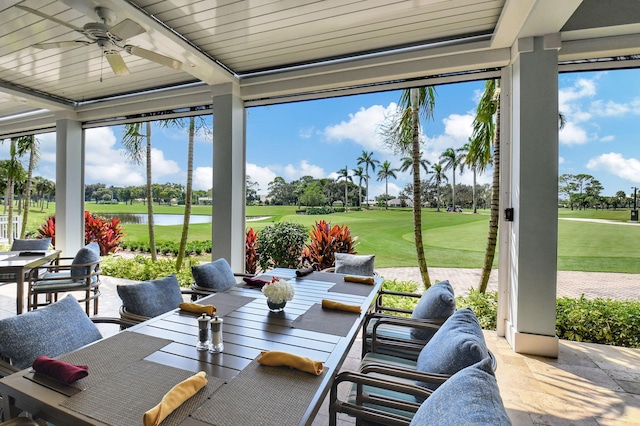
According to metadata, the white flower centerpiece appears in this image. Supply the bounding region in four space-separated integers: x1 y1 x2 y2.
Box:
262 277 295 311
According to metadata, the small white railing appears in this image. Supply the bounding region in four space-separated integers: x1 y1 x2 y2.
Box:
0 215 22 244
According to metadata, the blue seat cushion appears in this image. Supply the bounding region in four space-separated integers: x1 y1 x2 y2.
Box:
415 308 489 394
32 271 99 291
191 258 236 291
410 357 512 426
11 238 52 251
0 295 102 369
334 253 375 276
410 280 456 340
117 274 183 318
71 242 101 279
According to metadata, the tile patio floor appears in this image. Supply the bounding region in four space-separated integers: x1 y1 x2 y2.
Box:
1 269 639 425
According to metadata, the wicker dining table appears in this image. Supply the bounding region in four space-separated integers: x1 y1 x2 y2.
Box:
0 268 382 426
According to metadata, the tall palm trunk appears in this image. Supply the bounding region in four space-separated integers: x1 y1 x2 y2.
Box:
145 122 157 261
472 167 477 214
479 96 500 292
20 142 36 238
176 117 195 270
411 89 431 287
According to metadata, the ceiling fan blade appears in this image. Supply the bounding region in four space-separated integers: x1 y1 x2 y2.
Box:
109 19 146 41
126 46 182 70
15 5 85 33
33 41 91 49
105 51 130 76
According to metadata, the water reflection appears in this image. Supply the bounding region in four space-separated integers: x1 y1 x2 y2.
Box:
98 213 211 226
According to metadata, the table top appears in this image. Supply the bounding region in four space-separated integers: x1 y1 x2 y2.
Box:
0 268 382 426
0 250 60 268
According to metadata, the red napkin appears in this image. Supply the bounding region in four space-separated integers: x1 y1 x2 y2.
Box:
243 277 269 288
32 355 88 384
295 267 314 277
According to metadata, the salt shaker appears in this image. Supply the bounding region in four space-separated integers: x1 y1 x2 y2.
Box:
209 316 224 353
196 313 210 351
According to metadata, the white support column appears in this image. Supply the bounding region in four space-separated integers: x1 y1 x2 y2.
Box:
211 83 246 272
55 117 85 256
504 35 560 357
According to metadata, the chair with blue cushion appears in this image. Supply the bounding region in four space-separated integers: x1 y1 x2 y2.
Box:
27 242 101 316
0 238 52 287
190 258 253 298
117 274 202 327
362 280 456 359
0 296 123 422
329 308 495 426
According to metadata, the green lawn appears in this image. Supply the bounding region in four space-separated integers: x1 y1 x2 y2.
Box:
17 203 640 273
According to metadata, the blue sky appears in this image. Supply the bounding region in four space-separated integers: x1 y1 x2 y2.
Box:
4 69 640 199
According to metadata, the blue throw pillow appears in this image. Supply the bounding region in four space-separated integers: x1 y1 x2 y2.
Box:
410 357 512 426
71 242 101 279
117 274 183 318
192 258 237 291
410 280 456 340
11 238 52 251
0 296 102 369
415 308 489 394
335 253 375 276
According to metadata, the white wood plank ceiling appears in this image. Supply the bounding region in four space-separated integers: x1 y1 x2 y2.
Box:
1 0 639 136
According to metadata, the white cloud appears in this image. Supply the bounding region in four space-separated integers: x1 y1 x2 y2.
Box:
193 167 213 191
282 160 326 181
559 78 596 111
324 103 398 151
149 147 180 178
246 163 276 194
299 126 314 139
587 152 640 183
559 121 589 146
590 99 629 117
600 135 615 142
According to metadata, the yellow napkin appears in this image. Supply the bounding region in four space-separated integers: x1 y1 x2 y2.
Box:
143 371 207 426
179 302 216 316
256 350 323 376
322 299 361 314
344 275 375 285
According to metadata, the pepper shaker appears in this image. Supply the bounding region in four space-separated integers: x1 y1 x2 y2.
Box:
209 315 224 353
196 313 210 351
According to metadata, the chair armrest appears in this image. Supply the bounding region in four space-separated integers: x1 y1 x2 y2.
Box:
90 316 130 326
0 358 20 378
359 362 450 385
374 290 422 315
330 370 429 426
369 317 443 356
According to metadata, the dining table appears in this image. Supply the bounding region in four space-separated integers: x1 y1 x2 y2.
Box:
0 267 383 426
0 250 61 315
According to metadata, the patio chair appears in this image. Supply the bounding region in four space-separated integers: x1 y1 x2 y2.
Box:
0 238 52 287
361 280 456 360
117 274 205 327
190 258 253 299
0 296 123 423
330 308 494 426
27 242 101 316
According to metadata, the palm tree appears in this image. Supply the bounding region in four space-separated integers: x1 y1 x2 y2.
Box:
15 135 39 238
472 79 500 292
356 151 379 209
336 166 352 211
440 147 465 210
400 154 430 174
376 160 398 209
176 115 209 271
122 122 158 261
429 163 448 212
352 166 365 208
0 139 26 244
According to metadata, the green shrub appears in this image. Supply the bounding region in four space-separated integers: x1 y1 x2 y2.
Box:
456 289 499 330
256 221 308 270
556 296 640 348
101 255 196 287
379 279 420 315
306 206 335 215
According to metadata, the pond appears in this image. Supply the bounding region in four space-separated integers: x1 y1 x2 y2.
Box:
98 213 211 226
97 213 270 226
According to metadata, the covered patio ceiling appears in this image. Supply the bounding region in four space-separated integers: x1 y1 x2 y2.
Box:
1 0 640 137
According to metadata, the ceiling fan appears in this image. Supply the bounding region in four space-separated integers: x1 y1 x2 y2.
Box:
16 5 182 76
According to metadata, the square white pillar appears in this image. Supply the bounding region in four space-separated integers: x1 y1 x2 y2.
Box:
505 36 560 357
55 118 85 256
211 84 246 272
